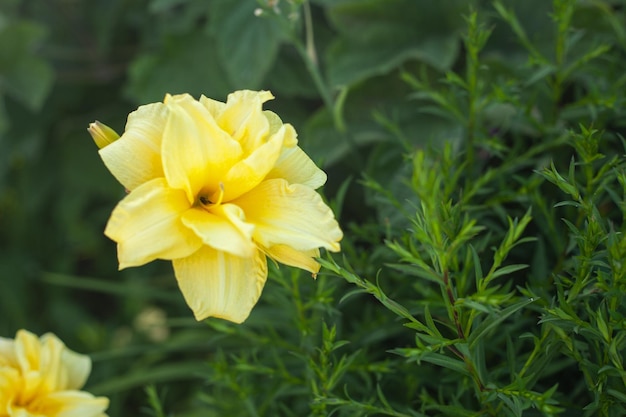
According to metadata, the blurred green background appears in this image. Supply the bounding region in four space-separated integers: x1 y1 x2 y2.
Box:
2 0 626 415
0 0 468 341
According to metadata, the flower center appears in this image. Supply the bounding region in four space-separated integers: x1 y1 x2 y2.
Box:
198 182 225 208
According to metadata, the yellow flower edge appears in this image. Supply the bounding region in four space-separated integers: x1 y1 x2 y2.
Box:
0 329 109 417
94 90 343 323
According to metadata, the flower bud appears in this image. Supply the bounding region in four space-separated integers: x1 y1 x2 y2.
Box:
88 120 120 149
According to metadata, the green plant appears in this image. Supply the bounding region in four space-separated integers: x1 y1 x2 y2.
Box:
3 0 626 415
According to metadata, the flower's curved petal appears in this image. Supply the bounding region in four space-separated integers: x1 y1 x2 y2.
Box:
218 126 285 201
14 329 40 374
216 90 273 153
233 179 342 251
104 178 202 269
0 336 16 365
14 330 47 399
54 338 91 390
31 391 109 417
199 95 226 118
162 95 242 203
99 102 167 190
263 110 283 137
173 246 268 323
213 203 256 245
181 207 255 257
266 144 327 189
38 334 67 392
0 367 19 415
263 111 297 146
266 245 320 275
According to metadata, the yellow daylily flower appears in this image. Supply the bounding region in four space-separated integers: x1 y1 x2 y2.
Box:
94 90 343 323
0 329 109 417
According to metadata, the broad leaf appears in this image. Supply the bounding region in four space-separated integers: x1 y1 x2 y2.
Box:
210 0 286 89
326 0 464 87
125 33 232 104
0 21 53 110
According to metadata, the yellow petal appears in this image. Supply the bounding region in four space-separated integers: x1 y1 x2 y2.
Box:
0 368 19 415
162 95 242 203
172 246 268 323
181 206 255 257
55 338 91 390
199 94 226 118
263 110 282 136
263 111 297 145
216 90 274 153
14 329 40 375
13 331 62 397
0 336 16 366
31 391 109 417
99 102 167 191
27 333 91 393
218 125 285 201
104 178 202 269
233 179 343 251
212 203 256 246
266 245 320 274
266 144 327 189
13 330 44 401
38 334 65 392
163 92 190 104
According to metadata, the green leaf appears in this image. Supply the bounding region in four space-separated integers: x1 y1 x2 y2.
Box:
490 264 529 280
302 85 463 167
327 0 463 43
42 272 180 304
0 21 53 110
125 32 232 104
210 0 286 88
0 20 46 68
0 97 7 134
2 55 53 111
326 0 463 87
392 348 471 377
424 305 443 338
88 360 207 395
471 244 484 286
265 47 319 98
468 298 536 348
327 36 459 87
607 389 626 404
148 0 192 13
301 107 381 166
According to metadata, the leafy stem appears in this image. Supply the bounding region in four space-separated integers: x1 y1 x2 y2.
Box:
292 2 334 117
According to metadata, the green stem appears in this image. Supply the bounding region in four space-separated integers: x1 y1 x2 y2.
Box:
295 2 333 113
466 55 477 179
291 2 366 169
303 0 317 68
550 0 574 123
443 269 465 340
518 328 550 379
442 270 487 394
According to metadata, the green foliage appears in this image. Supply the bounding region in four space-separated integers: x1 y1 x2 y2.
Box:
2 0 626 415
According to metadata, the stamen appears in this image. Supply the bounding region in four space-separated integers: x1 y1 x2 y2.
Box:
199 183 225 207
214 182 225 206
